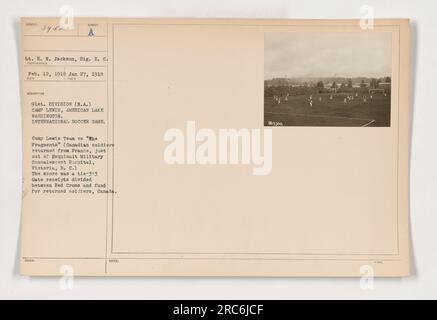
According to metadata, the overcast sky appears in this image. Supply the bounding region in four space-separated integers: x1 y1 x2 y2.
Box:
265 32 392 79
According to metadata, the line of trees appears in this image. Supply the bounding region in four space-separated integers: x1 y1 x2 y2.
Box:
265 76 391 97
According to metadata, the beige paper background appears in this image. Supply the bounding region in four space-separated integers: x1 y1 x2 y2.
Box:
20 18 410 276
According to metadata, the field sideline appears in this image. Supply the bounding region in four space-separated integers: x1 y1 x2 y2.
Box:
264 92 391 127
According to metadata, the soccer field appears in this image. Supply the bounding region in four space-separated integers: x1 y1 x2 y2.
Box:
264 92 391 127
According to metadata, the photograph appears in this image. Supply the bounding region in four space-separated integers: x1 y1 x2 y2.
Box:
264 32 392 127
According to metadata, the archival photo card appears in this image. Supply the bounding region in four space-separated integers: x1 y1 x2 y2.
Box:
20 18 410 277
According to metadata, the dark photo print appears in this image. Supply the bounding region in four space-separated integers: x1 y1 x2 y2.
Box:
264 32 392 127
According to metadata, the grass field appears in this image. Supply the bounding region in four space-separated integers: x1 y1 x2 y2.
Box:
264 92 391 127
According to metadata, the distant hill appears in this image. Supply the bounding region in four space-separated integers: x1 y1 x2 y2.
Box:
265 76 391 87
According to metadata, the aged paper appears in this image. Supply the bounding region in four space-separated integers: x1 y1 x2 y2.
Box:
20 18 410 276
